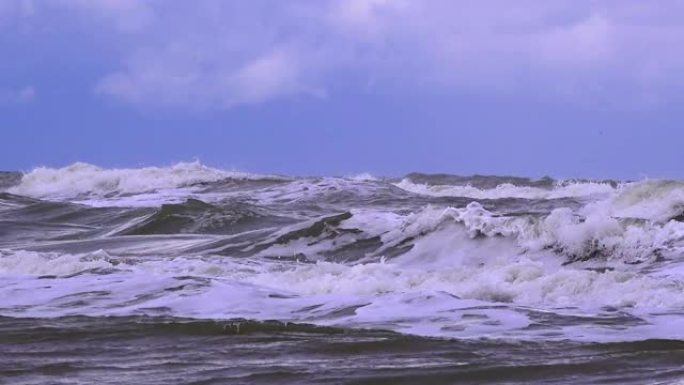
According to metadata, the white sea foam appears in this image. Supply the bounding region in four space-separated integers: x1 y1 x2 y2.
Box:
347 172 379 182
8 161 277 200
320 201 682 267
606 180 684 222
394 178 616 200
0 249 114 276
2 243 683 341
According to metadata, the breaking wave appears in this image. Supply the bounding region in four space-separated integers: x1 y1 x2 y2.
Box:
8 161 283 199
2 164 684 342
394 178 617 200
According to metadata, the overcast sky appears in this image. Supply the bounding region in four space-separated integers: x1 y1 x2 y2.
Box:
1 0 684 178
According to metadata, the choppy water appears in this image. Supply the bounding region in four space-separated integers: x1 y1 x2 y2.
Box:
1 162 684 384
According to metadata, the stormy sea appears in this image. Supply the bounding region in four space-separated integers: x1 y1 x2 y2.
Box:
1 162 683 384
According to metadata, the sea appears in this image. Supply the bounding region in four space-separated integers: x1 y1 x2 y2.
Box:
1 162 683 384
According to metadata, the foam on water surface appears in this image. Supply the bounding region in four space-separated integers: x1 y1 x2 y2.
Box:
8 161 283 201
3 163 684 344
1 242 683 342
394 178 617 200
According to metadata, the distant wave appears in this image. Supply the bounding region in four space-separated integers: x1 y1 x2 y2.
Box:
394 178 617 200
7 161 286 199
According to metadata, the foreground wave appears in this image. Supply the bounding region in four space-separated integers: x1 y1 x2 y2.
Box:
2 315 683 385
2 162 684 383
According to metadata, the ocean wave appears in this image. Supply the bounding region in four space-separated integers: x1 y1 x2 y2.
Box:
246 198 684 267
3 163 684 342
0 249 115 277
8 161 283 199
347 172 380 182
394 178 617 200
1 247 683 341
248 254 684 310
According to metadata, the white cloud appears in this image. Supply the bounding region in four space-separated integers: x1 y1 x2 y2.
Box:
38 1 684 109
231 48 324 105
95 45 324 109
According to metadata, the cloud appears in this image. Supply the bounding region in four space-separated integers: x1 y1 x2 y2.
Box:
231 48 325 104
29 1 684 109
96 44 324 109
0 86 35 104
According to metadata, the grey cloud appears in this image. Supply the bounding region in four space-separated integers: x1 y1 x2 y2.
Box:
19 0 684 110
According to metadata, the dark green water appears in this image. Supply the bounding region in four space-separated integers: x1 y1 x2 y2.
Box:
2 316 684 385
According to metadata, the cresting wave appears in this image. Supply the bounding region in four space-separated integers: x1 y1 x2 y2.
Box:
8 161 285 199
1 162 684 342
394 178 618 200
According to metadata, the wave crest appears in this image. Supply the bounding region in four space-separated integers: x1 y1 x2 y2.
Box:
8 161 278 199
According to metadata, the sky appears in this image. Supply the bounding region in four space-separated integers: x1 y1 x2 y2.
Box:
1 0 684 179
